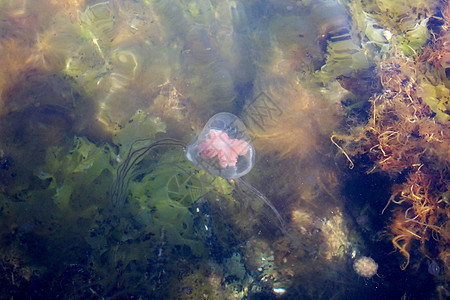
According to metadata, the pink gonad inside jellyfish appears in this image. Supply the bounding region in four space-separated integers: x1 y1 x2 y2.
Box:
198 129 250 168
185 112 254 179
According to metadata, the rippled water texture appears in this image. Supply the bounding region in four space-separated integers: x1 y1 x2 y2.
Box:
0 0 448 299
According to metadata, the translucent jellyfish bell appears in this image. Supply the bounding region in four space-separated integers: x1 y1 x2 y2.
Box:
186 112 254 179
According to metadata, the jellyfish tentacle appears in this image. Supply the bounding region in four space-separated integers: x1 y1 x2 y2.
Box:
111 138 186 210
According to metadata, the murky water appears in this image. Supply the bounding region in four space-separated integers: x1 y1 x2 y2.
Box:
0 0 448 299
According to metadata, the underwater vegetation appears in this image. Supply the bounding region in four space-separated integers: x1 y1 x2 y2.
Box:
332 0 450 281
1 0 449 299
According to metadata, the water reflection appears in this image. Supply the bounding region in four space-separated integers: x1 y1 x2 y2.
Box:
0 0 448 299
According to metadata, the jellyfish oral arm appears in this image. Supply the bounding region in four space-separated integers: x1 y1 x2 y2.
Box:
198 129 249 168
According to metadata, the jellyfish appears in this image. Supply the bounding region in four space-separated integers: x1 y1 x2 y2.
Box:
111 137 186 209
111 112 299 248
185 113 296 244
185 112 254 180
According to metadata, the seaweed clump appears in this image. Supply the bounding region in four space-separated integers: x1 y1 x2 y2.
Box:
332 2 450 274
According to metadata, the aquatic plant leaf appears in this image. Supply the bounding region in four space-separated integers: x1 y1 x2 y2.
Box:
53 179 74 210
375 0 412 17
363 15 390 45
167 171 210 206
37 136 115 209
317 37 371 84
125 153 216 257
112 110 166 157
398 18 430 56
418 82 450 123
72 138 112 174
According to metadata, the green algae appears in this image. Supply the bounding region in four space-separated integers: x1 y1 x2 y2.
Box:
317 38 371 84
417 82 450 123
2 0 448 298
126 158 211 257
343 0 439 57
26 112 239 295
38 136 115 210
112 110 167 157
397 18 430 56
